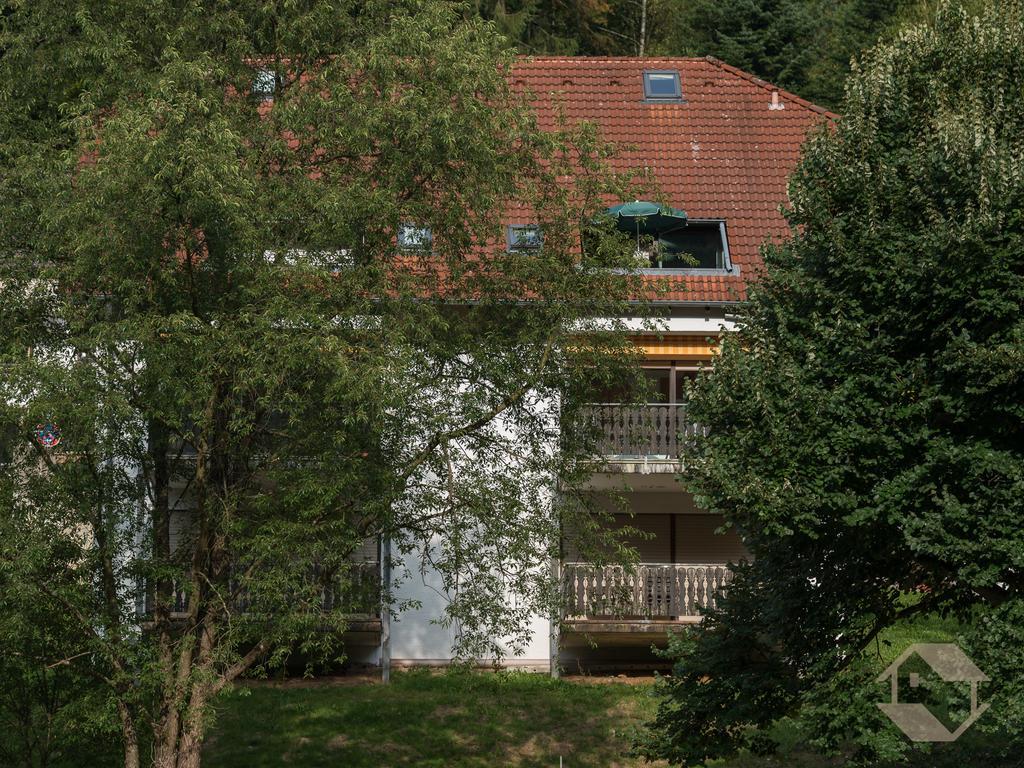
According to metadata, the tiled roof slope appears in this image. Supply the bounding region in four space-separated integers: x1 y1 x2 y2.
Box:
511 57 836 304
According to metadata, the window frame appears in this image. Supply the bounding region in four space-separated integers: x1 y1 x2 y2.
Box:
506 224 543 253
643 219 734 274
397 222 433 252
251 68 277 101
642 70 683 102
641 362 702 405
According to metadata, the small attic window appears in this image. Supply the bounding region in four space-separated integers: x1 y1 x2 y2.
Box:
506 224 543 252
642 70 682 101
252 68 277 100
398 223 432 252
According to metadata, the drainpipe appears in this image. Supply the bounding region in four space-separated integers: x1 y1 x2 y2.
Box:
550 553 561 679
380 536 391 684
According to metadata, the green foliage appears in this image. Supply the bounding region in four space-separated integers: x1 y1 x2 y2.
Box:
473 0 930 108
0 1 647 765
0 570 122 767
641 1 1024 764
473 0 617 55
646 0 918 109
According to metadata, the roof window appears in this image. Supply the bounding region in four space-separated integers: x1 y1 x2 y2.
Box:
642 70 682 101
252 68 277 100
506 224 543 252
398 223 432 252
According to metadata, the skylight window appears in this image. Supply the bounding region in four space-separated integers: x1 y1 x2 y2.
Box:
252 68 277 100
642 70 682 101
506 224 543 252
398 223 432 252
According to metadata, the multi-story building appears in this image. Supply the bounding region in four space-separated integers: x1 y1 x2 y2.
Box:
337 56 835 674
146 55 832 675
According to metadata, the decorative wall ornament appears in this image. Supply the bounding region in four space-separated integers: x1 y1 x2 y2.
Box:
34 422 62 448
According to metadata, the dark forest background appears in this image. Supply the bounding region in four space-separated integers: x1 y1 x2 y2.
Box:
473 0 984 109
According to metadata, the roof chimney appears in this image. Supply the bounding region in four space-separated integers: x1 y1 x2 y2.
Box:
769 89 785 111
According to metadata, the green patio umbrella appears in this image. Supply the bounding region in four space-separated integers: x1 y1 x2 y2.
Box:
605 200 688 238
604 201 688 265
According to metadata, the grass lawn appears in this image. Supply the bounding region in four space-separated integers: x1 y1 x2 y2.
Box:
204 669 663 768
205 614 1012 767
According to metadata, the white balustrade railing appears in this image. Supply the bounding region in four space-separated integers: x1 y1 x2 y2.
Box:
575 404 705 457
562 562 732 620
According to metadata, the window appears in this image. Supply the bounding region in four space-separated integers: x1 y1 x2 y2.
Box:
644 368 671 403
585 364 703 405
644 364 702 405
320 250 354 271
398 223 432 252
302 248 353 271
252 68 277 100
674 369 699 402
651 220 730 271
506 224 543 252
642 70 682 101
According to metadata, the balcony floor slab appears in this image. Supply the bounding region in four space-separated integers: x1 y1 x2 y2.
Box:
561 619 702 648
601 458 682 474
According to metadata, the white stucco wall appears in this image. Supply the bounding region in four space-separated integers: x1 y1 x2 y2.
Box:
388 382 557 669
388 541 552 669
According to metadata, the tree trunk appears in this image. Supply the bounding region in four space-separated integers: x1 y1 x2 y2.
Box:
175 708 208 768
149 690 208 768
151 715 182 768
149 727 204 768
176 742 204 768
638 0 647 57
117 702 140 768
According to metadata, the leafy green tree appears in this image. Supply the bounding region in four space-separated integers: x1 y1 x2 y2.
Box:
0 2 645 766
473 0 618 54
641 1 1024 764
653 0 820 87
473 0 672 56
648 0 917 109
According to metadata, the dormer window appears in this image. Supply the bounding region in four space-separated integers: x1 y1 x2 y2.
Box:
642 70 682 101
648 220 730 271
506 224 543 252
398 223 432 252
252 68 277 100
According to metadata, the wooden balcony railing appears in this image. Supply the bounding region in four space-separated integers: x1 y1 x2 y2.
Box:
563 562 732 621
142 560 381 620
575 404 704 458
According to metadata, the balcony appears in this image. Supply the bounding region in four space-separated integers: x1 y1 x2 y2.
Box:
562 562 731 629
575 404 704 467
142 560 382 624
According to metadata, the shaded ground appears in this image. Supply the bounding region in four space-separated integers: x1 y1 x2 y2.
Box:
205 614 1016 768
205 669 664 768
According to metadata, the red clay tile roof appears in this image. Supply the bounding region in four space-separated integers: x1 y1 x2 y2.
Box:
511 56 836 304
